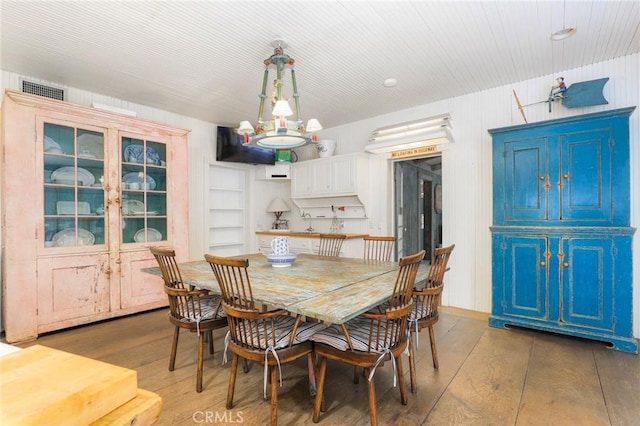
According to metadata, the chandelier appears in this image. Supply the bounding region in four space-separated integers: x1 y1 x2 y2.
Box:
237 39 322 149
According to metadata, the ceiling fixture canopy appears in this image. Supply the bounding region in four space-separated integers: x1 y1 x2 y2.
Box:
550 27 576 41
238 39 322 149
365 113 453 154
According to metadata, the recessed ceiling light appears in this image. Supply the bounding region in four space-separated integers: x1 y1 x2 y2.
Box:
383 78 398 88
550 27 576 41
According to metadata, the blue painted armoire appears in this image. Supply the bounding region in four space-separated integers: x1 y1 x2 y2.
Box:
489 107 637 353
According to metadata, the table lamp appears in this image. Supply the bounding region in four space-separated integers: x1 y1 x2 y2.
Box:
267 197 290 230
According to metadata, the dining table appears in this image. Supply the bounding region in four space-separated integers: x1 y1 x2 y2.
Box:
144 253 429 324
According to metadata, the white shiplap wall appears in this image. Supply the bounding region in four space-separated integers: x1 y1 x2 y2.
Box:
1 52 638 338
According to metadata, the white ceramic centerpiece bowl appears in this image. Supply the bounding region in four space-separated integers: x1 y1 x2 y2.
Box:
265 252 297 268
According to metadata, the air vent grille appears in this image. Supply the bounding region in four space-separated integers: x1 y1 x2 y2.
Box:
21 80 64 101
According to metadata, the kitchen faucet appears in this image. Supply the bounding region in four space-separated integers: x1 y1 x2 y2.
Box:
302 212 314 232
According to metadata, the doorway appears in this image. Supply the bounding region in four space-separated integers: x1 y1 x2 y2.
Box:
394 156 442 261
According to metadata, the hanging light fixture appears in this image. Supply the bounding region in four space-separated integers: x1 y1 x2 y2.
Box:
238 39 322 149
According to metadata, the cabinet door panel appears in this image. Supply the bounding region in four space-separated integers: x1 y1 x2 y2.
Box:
119 251 166 309
503 138 549 221
291 164 312 197
560 130 612 221
311 160 332 194
504 236 548 319
332 155 357 194
37 254 111 326
560 237 613 330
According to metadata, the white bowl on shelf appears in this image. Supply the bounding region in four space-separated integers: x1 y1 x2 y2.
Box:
264 252 297 268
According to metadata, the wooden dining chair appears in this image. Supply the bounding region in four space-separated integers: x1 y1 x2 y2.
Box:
310 250 426 426
149 246 228 393
408 244 454 393
363 235 396 262
204 254 326 426
317 233 346 256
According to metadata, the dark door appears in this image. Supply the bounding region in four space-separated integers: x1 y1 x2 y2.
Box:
395 158 441 259
395 162 420 258
422 177 433 260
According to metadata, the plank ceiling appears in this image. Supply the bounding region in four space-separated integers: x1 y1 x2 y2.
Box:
1 1 638 128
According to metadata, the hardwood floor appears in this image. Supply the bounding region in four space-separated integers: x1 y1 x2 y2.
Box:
8 307 640 425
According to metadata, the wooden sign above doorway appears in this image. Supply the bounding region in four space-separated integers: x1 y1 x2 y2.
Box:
391 144 440 160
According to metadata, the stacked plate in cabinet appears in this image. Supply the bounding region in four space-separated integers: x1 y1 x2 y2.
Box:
51 167 95 186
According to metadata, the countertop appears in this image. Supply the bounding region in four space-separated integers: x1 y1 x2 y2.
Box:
256 230 368 239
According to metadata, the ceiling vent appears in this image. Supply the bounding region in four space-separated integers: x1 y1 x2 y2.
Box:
20 79 65 101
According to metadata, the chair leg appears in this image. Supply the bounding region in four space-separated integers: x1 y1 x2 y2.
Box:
226 354 239 409
270 365 279 426
196 332 205 393
208 330 214 355
242 357 250 373
308 353 317 396
169 326 180 371
408 331 417 394
312 356 327 422
396 355 408 405
428 325 439 369
353 366 360 384
367 376 378 426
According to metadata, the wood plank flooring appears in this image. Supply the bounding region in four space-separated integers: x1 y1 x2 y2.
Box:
8 307 640 425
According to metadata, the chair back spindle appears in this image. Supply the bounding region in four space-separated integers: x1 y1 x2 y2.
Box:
206 255 254 309
425 244 454 288
150 246 184 289
363 235 396 262
318 233 346 257
387 249 425 308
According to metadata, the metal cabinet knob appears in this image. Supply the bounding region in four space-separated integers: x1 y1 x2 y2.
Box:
540 261 546 266
563 262 569 267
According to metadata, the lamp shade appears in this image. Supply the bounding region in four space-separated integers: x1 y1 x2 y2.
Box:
267 197 290 213
272 100 293 117
238 121 254 135
306 118 323 132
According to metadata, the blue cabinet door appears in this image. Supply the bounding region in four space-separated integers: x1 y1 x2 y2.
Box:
502 235 549 320
560 236 614 330
559 130 613 222
502 137 550 222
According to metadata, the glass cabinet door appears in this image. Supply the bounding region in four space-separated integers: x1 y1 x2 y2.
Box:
121 135 167 244
43 122 106 248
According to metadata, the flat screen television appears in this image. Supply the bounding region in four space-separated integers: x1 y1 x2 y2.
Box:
216 126 275 165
